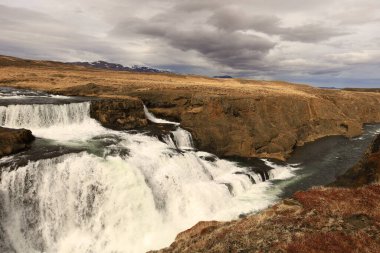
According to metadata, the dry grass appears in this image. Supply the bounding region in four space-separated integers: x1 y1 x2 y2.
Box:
294 185 380 219
0 55 335 99
286 231 380 253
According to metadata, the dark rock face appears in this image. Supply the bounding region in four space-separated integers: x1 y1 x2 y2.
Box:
333 134 380 187
0 127 35 157
89 98 148 130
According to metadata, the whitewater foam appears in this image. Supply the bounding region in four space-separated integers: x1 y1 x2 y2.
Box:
0 102 106 141
0 99 299 253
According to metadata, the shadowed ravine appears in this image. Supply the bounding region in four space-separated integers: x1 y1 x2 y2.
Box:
0 88 379 253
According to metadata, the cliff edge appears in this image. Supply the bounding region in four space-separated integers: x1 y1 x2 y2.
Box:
2 55 380 160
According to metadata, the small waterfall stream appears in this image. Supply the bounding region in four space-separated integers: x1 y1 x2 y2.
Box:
142 104 195 150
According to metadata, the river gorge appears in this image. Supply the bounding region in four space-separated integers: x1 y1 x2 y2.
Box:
0 87 379 252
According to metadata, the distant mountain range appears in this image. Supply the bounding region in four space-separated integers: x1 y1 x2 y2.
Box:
67 60 170 73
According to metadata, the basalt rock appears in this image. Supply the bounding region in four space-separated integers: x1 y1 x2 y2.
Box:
0 127 35 157
89 98 148 130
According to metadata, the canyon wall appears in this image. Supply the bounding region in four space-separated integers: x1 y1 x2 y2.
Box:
130 89 380 160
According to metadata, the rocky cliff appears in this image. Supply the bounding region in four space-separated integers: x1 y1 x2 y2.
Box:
137 89 380 160
0 127 34 158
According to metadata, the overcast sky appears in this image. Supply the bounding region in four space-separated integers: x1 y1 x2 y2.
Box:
1 0 380 87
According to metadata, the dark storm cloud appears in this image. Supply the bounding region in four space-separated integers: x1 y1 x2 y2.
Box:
280 24 348 43
111 1 349 72
112 17 276 70
208 7 348 43
208 9 280 34
174 0 222 12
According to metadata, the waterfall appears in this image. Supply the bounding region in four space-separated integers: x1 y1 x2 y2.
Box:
0 102 90 127
0 98 298 253
171 128 194 150
0 102 105 141
143 105 179 125
263 160 300 180
143 105 194 151
0 138 277 253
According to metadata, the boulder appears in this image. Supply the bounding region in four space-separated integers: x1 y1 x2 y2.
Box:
0 127 35 157
90 98 148 130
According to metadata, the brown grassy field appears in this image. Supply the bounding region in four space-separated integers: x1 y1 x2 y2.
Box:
0 55 321 98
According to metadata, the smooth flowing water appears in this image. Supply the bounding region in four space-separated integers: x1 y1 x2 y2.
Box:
0 88 378 253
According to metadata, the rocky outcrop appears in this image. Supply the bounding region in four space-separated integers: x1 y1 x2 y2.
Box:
333 134 380 187
90 98 148 130
0 127 35 157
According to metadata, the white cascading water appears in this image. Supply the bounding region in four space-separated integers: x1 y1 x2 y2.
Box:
143 104 194 151
143 105 179 125
171 128 194 150
0 102 105 141
0 102 296 253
